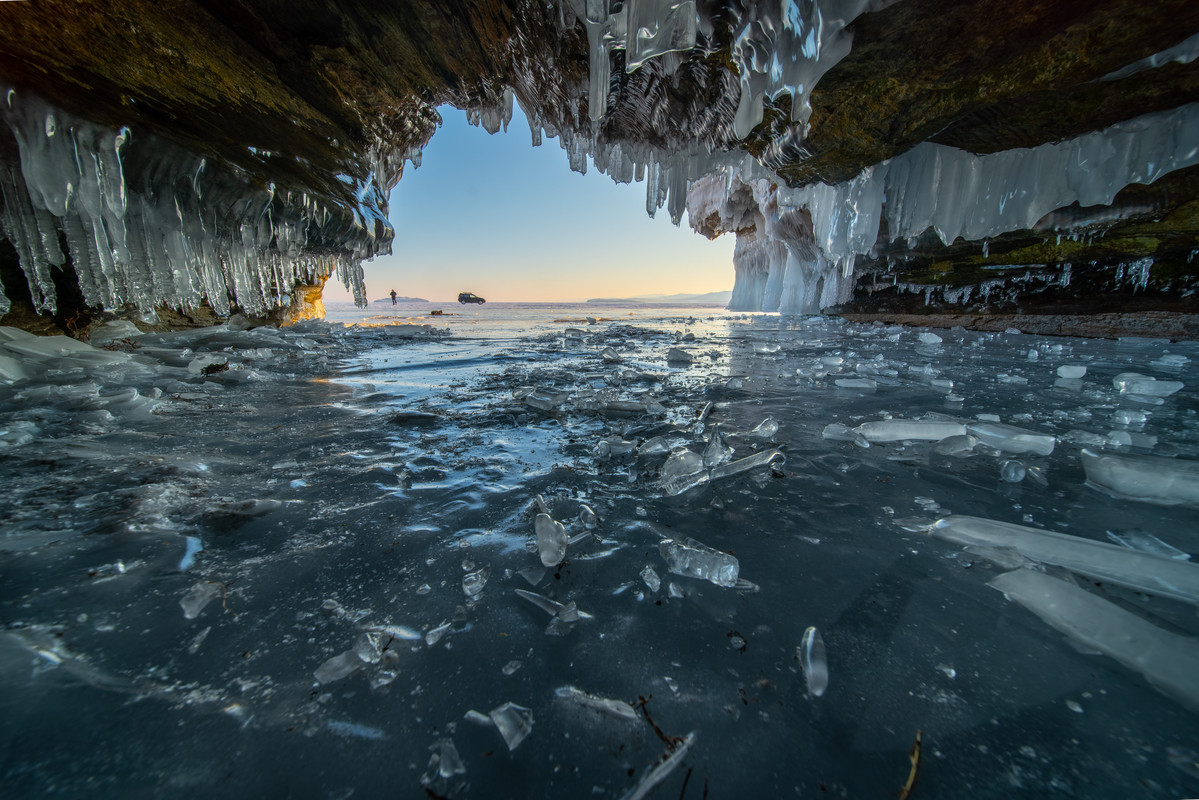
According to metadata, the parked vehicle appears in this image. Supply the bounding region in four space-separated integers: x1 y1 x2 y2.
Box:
458 292 486 304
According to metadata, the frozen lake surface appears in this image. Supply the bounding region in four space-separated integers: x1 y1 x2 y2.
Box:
2 302 1199 798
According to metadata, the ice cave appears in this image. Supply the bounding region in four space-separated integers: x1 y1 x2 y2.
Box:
1 2 1198 798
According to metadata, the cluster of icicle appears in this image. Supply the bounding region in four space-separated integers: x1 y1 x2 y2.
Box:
450 1 880 228
0 85 398 318
687 102 1199 313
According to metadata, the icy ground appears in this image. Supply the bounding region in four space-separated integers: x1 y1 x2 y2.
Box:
2 307 1198 798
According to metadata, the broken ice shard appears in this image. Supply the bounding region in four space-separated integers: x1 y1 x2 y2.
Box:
534 513 568 567
709 447 784 480
578 504 599 529
918 332 943 344
179 582 220 619
1057 365 1087 378
435 738 466 778
1080 449 1199 506
932 516 1199 605
659 537 739 587
661 448 703 479
463 565 491 598
966 421 1056 455
854 419 967 442
640 565 661 593
488 702 534 750
702 429 733 468
799 626 829 697
747 416 779 440
314 651 363 685
989 569 1199 711
554 686 640 721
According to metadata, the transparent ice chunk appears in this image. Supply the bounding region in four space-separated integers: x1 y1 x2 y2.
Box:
179 582 220 619
702 429 733 468
463 565 491 598
659 537 739 587
1057 365 1087 379
488 702 534 751
1113 372 1183 397
435 738 466 778
1000 460 1027 483
640 565 661 593
314 651 363 684
747 416 779 440
554 686 639 721
534 513 568 567
709 447 784 480
799 626 829 697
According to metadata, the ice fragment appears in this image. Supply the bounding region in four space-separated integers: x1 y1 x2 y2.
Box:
555 686 639 721
462 566 490 598
1057 365 1087 379
799 626 829 697
314 651 363 684
640 566 661 593
534 512 569 567
659 537 739 587
854 419 967 442
488 702 534 751
179 582 220 619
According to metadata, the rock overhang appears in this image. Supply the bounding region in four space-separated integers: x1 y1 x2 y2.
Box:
0 0 1196 334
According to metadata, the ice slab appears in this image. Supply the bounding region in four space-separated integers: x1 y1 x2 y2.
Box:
179 582 220 619
534 513 568 567
488 702 534 750
966 421 1056 456
659 537 739 587
314 651 363 685
989 569 1199 711
1080 449 1199 506
800 626 829 697
554 686 639 721
932 515 1199 605
854 419 967 442
1113 372 1183 397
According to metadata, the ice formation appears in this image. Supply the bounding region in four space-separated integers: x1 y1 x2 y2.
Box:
687 102 1199 313
0 85 392 317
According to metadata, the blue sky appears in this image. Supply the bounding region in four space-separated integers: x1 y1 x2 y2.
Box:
323 104 735 303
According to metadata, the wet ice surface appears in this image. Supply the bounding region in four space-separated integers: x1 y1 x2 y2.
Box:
2 303 1199 798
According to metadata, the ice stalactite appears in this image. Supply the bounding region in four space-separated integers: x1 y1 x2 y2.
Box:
691 102 1199 314
0 86 396 318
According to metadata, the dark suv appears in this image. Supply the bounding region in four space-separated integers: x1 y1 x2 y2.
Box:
457 292 486 304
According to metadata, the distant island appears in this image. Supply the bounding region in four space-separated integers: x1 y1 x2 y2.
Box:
373 296 428 303
586 291 732 305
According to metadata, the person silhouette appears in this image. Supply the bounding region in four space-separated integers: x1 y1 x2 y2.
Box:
390 289 397 304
